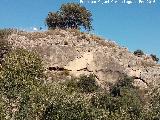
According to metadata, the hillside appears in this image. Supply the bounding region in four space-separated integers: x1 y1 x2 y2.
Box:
7 29 160 90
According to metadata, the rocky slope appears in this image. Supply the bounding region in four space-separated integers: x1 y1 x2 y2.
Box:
7 29 160 89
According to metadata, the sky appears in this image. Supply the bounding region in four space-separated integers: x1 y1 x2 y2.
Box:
0 0 160 57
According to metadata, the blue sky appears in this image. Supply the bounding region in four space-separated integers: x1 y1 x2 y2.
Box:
0 0 160 57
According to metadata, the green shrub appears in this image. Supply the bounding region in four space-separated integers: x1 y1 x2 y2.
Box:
65 74 99 94
0 94 6 119
147 86 160 119
110 76 143 119
91 92 118 113
0 29 13 64
41 80 109 120
91 90 143 120
77 74 99 93
0 39 11 64
0 48 46 120
91 76 144 120
110 76 134 97
134 49 144 57
41 93 92 120
65 78 78 93
150 54 159 63
0 29 13 39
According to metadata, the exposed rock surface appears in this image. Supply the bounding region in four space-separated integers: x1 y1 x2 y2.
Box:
8 29 160 89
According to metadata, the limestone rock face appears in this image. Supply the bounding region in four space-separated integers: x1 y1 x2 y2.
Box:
8 29 160 89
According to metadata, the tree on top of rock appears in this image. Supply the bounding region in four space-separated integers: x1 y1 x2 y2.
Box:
45 3 93 31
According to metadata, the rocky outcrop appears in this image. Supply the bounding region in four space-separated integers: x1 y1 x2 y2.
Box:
7 29 160 89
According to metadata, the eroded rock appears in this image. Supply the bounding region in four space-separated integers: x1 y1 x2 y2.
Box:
7 29 160 89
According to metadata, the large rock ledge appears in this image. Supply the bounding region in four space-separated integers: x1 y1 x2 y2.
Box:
7 29 160 89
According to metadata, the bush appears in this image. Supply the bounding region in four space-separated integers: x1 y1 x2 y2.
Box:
134 49 144 57
110 76 134 97
0 29 13 39
65 74 99 93
65 78 78 93
41 80 108 120
0 39 11 64
147 86 160 119
46 3 93 31
150 54 159 63
41 93 92 120
91 76 144 120
77 74 99 93
91 92 143 119
0 48 46 120
110 76 144 119
0 29 13 64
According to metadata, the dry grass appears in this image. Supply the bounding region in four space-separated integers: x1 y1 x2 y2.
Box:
66 28 84 37
17 31 47 40
17 29 66 40
13 28 117 50
90 34 116 47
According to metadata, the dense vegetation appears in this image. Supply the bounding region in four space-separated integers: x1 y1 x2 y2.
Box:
0 29 13 64
0 42 159 119
46 3 93 31
0 48 46 119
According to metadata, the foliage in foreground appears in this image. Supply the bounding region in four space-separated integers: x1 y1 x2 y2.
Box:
0 48 159 120
148 85 160 119
42 76 144 120
0 48 47 120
